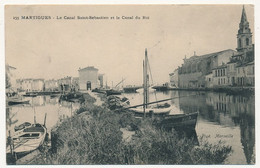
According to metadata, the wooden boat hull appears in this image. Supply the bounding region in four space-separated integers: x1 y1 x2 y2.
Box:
23 94 37 97
123 86 142 93
152 85 169 91
7 124 47 155
92 88 107 94
131 105 172 117
14 122 32 132
8 100 30 106
157 112 199 129
106 89 122 96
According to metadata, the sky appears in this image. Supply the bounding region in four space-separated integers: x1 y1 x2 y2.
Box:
5 5 254 86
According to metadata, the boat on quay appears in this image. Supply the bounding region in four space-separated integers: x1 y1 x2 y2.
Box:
123 85 142 93
106 89 122 96
59 92 84 103
92 88 107 94
152 83 170 91
106 78 125 96
107 95 130 110
6 123 47 158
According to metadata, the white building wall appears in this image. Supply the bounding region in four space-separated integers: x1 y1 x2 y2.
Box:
79 68 98 90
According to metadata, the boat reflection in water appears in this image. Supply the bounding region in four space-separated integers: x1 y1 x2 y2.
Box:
123 90 255 164
6 95 80 140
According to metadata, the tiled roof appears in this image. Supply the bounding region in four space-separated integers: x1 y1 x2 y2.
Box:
185 49 234 62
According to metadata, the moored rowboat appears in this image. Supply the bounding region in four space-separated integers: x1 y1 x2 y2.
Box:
7 98 30 106
6 123 47 156
131 103 171 116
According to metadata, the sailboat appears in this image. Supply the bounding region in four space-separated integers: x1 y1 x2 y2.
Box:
129 49 198 129
131 49 172 116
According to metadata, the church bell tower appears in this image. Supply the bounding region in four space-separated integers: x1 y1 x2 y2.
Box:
237 6 252 52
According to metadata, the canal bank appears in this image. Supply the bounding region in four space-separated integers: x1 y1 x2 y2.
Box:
22 91 234 165
169 86 254 95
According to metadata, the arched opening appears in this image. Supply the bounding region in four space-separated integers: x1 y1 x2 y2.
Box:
238 39 242 48
86 81 92 90
246 38 249 46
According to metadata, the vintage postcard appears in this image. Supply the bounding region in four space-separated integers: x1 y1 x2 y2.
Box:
2 2 257 168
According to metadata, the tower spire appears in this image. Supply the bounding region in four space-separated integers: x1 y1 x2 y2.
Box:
237 5 252 52
240 5 248 23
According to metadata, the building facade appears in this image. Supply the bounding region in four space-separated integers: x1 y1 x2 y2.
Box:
171 6 254 89
78 66 99 90
226 6 254 87
212 65 228 87
72 77 80 91
45 79 59 91
16 78 45 92
177 50 235 88
169 68 179 88
58 76 73 92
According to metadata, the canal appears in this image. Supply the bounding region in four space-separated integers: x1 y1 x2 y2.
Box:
122 90 255 164
6 90 255 164
6 96 81 139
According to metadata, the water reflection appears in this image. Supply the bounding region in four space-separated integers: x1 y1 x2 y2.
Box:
6 91 255 164
6 96 80 137
124 90 255 164
174 91 255 164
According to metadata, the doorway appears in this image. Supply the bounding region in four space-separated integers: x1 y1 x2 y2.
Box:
86 81 91 90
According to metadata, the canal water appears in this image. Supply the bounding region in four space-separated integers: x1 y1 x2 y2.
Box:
6 96 80 138
122 90 255 164
6 91 255 164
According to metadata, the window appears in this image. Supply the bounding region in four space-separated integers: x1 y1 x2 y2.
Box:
238 39 242 48
223 69 225 76
246 38 249 46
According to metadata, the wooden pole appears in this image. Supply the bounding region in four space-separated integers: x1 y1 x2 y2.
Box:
43 113 47 127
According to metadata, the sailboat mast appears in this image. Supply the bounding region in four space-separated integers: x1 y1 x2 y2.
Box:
144 48 149 108
143 60 146 116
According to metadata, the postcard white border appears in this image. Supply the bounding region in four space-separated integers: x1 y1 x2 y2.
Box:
0 0 259 168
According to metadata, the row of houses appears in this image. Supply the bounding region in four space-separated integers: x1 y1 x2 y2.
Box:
12 66 104 92
170 6 254 89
